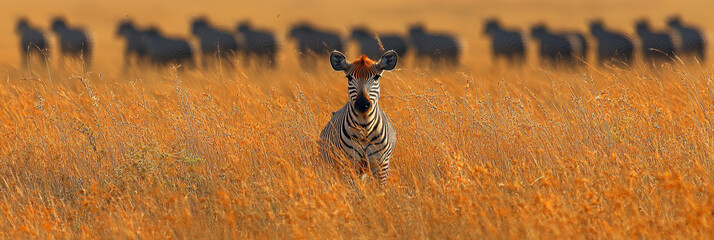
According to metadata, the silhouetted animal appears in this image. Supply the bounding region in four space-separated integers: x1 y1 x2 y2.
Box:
483 19 526 65
141 27 195 68
667 16 706 62
288 23 343 69
117 20 151 69
16 18 48 68
191 18 239 67
237 21 278 68
408 24 460 65
635 20 676 64
350 27 408 60
589 21 634 66
51 17 92 69
530 24 587 66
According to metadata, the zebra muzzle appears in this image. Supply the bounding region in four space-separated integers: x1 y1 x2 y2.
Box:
354 94 371 113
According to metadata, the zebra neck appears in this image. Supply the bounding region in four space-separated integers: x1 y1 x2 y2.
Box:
346 103 381 132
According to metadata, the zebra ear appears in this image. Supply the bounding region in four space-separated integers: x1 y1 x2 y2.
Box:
329 51 350 71
377 50 398 71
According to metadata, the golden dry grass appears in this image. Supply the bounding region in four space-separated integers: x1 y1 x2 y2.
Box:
1 0 714 239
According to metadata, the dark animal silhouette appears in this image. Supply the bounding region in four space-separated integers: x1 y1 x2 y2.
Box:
589 21 634 66
191 18 239 67
237 21 278 68
141 27 195 68
483 19 526 65
288 23 343 70
51 17 92 69
350 27 408 60
635 20 676 64
667 16 706 62
16 18 48 69
408 24 460 65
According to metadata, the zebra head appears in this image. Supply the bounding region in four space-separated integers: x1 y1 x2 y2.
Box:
589 20 605 35
408 24 425 37
191 18 210 36
667 16 682 27
51 17 68 33
330 50 398 115
530 24 549 39
117 20 135 37
236 21 252 33
16 18 29 34
635 20 650 35
483 19 500 35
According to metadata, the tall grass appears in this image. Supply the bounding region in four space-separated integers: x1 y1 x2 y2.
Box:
0 59 713 238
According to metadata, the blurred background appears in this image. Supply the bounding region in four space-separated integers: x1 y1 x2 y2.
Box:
1 0 713 73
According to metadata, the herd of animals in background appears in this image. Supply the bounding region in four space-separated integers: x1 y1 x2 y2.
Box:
14 16 708 71
485 16 706 67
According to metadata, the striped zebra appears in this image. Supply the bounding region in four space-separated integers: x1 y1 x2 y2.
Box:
350 27 408 60
635 20 676 64
191 18 239 67
408 24 460 65
530 24 587 66
236 21 279 68
667 16 706 62
483 19 526 65
16 18 48 68
320 50 398 185
117 20 150 69
288 23 344 70
51 17 92 69
141 27 195 68
589 21 634 66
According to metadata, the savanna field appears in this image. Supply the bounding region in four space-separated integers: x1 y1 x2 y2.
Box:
2 0 714 238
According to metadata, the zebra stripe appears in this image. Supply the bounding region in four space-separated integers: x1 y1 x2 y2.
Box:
350 27 408 60
483 19 526 65
141 28 195 68
191 18 239 67
408 25 460 65
667 16 706 61
589 21 634 66
16 18 48 67
237 22 279 67
51 17 92 68
635 20 676 63
320 50 398 185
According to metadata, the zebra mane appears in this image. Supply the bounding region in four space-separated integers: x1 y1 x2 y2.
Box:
349 55 377 79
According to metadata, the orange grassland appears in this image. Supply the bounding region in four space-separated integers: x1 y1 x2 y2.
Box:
1 0 714 238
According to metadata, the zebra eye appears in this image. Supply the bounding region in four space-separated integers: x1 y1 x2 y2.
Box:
346 75 354 81
373 74 381 81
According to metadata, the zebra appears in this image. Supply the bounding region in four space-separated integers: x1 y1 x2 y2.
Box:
483 19 526 66
191 18 239 67
530 24 587 66
288 23 344 70
16 18 48 69
589 20 634 66
51 17 92 69
117 20 150 70
141 27 195 68
408 24 460 65
667 16 706 62
236 21 278 68
635 20 676 64
320 50 398 185
349 27 408 60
